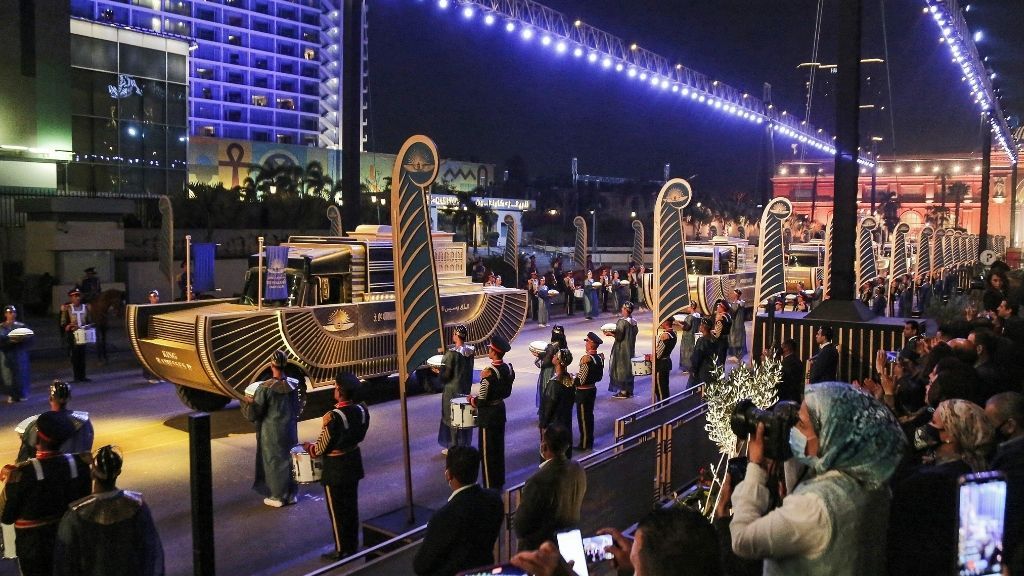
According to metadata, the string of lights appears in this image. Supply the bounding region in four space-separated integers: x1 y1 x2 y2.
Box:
922 0 1017 164
428 0 876 167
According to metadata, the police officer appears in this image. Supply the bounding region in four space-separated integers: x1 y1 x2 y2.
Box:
17 381 94 463
1 412 92 576
242 350 300 508
574 332 604 451
305 372 370 561
470 335 515 490
654 318 677 402
59 288 92 383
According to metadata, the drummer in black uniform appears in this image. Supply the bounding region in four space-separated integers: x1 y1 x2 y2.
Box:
304 372 370 561
469 335 514 490
654 318 677 402
1 411 92 576
574 332 603 451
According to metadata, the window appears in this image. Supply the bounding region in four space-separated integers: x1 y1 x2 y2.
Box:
254 58 268 70
252 95 268 107
276 98 295 110
253 131 270 142
201 126 216 137
70 36 117 72
200 87 212 99
276 134 293 144
303 48 316 60
119 44 165 80
227 35 242 46
226 92 242 103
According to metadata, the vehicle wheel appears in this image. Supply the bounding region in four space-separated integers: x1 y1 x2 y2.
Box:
175 385 231 412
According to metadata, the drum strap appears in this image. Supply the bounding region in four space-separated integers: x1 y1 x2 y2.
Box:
30 459 43 479
65 454 78 479
333 409 348 430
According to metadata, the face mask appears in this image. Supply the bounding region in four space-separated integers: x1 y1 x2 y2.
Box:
913 424 942 452
789 427 816 466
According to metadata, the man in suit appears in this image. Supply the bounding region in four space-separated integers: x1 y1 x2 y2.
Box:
986 392 1024 562
808 326 838 383
513 424 586 551
778 339 805 403
413 446 503 576
304 372 370 560
900 320 923 360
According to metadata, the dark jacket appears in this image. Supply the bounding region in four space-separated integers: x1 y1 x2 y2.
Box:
778 353 805 402
808 342 838 383
514 457 587 551
991 436 1024 559
311 401 370 485
413 484 503 576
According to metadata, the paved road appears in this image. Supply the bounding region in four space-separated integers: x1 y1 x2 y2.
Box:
0 309 727 576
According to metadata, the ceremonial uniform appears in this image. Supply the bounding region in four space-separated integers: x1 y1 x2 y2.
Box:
711 311 731 367
728 299 747 360
677 313 696 372
0 315 31 402
17 410 94 464
308 399 370 556
564 276 576 316
535 344 557 410
53 489 165 576
540 371 575 459
472 358 514 490
243 375 300 504
527 276 539 322
574 352 603 450
654 328 676 402
59 294 92 383
688 334 717 387
537 284 550 326
438 343 475 449
582 277 596 319
609 315 638 396
1 452 92 576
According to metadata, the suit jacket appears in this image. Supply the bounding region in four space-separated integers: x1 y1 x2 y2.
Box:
514 457 587 551
413 484 504 576
778 354 805 402
808 342 838 383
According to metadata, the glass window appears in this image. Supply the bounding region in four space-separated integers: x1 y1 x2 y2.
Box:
120 122 143 161
121 167 145 195
167 169 186 196
72 116 95 156
167 54 187 83
119 44 165 80
91 118 118 161
143 124 166 166
70 36 118 72
71 69 119 118
168 128 187 166
144 168 167 196
167 83 187 127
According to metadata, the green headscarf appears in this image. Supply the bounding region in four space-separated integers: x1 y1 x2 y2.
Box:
804 381 907 488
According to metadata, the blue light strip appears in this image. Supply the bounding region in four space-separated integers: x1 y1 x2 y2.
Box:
923 0 1017 163
433 0 876 167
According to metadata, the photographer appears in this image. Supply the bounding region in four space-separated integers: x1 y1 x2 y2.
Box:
718 382 906 574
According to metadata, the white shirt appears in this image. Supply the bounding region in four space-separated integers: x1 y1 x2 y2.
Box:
730 462 831 560
447 483 474 503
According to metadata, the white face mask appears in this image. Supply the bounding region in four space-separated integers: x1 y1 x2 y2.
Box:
789 427 817 467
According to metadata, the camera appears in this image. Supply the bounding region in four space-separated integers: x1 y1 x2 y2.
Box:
730 398 801 461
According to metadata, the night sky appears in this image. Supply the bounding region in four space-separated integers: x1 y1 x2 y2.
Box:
365 0 1023 195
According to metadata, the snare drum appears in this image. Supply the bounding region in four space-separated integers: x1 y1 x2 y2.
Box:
1 522 14 559
290 445 322 483
528 340 549 355
73 327 96 345
426 354 445 369
631 355 652 376
450 396 478 428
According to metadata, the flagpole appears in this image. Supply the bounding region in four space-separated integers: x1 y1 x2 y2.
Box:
185 234 192 302
258 236 264 311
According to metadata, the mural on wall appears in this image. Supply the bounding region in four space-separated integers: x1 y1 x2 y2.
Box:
189 137 494 194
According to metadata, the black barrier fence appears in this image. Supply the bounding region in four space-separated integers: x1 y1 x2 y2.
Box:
304 526 426 576
614 384 703 442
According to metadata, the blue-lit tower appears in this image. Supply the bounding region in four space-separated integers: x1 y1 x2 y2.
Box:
69 0 367 149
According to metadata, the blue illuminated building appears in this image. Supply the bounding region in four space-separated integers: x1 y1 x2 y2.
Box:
70 0 365 149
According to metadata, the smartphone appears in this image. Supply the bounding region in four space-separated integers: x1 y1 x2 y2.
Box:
581 534 614 563
455 564 528 576
885 350 899 363
957 471 1007 576
555 529 590 576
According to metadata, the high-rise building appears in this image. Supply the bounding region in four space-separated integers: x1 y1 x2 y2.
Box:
69 0 367 149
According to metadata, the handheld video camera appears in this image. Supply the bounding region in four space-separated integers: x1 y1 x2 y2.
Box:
730 398 801 461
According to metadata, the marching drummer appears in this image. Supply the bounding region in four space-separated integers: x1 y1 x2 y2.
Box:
435 324 475 453
469 335 515 490
304 372 370 561
16 381 94 463
574 332 604 451
59 288 92 383
241 350 300 508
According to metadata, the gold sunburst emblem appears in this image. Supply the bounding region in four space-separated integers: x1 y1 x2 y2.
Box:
325 309 355 332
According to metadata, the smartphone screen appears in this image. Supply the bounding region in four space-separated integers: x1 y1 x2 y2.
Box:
957 471 1007 576
581 534 614 563
455 564 528 576
555 529 590 576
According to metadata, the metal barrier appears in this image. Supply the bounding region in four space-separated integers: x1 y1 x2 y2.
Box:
302 525 426 576
308 399 718 573
614 384 703 441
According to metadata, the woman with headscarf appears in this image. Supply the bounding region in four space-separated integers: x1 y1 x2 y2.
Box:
886 399 995 575
722 382 907 575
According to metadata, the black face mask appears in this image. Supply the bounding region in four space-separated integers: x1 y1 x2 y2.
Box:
913 423 942 452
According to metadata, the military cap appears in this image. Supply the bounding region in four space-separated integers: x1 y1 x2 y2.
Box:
488 335 511 354
585 332 603 346
36 411 75 446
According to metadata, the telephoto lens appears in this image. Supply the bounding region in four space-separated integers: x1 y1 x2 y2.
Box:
729 398 801 461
